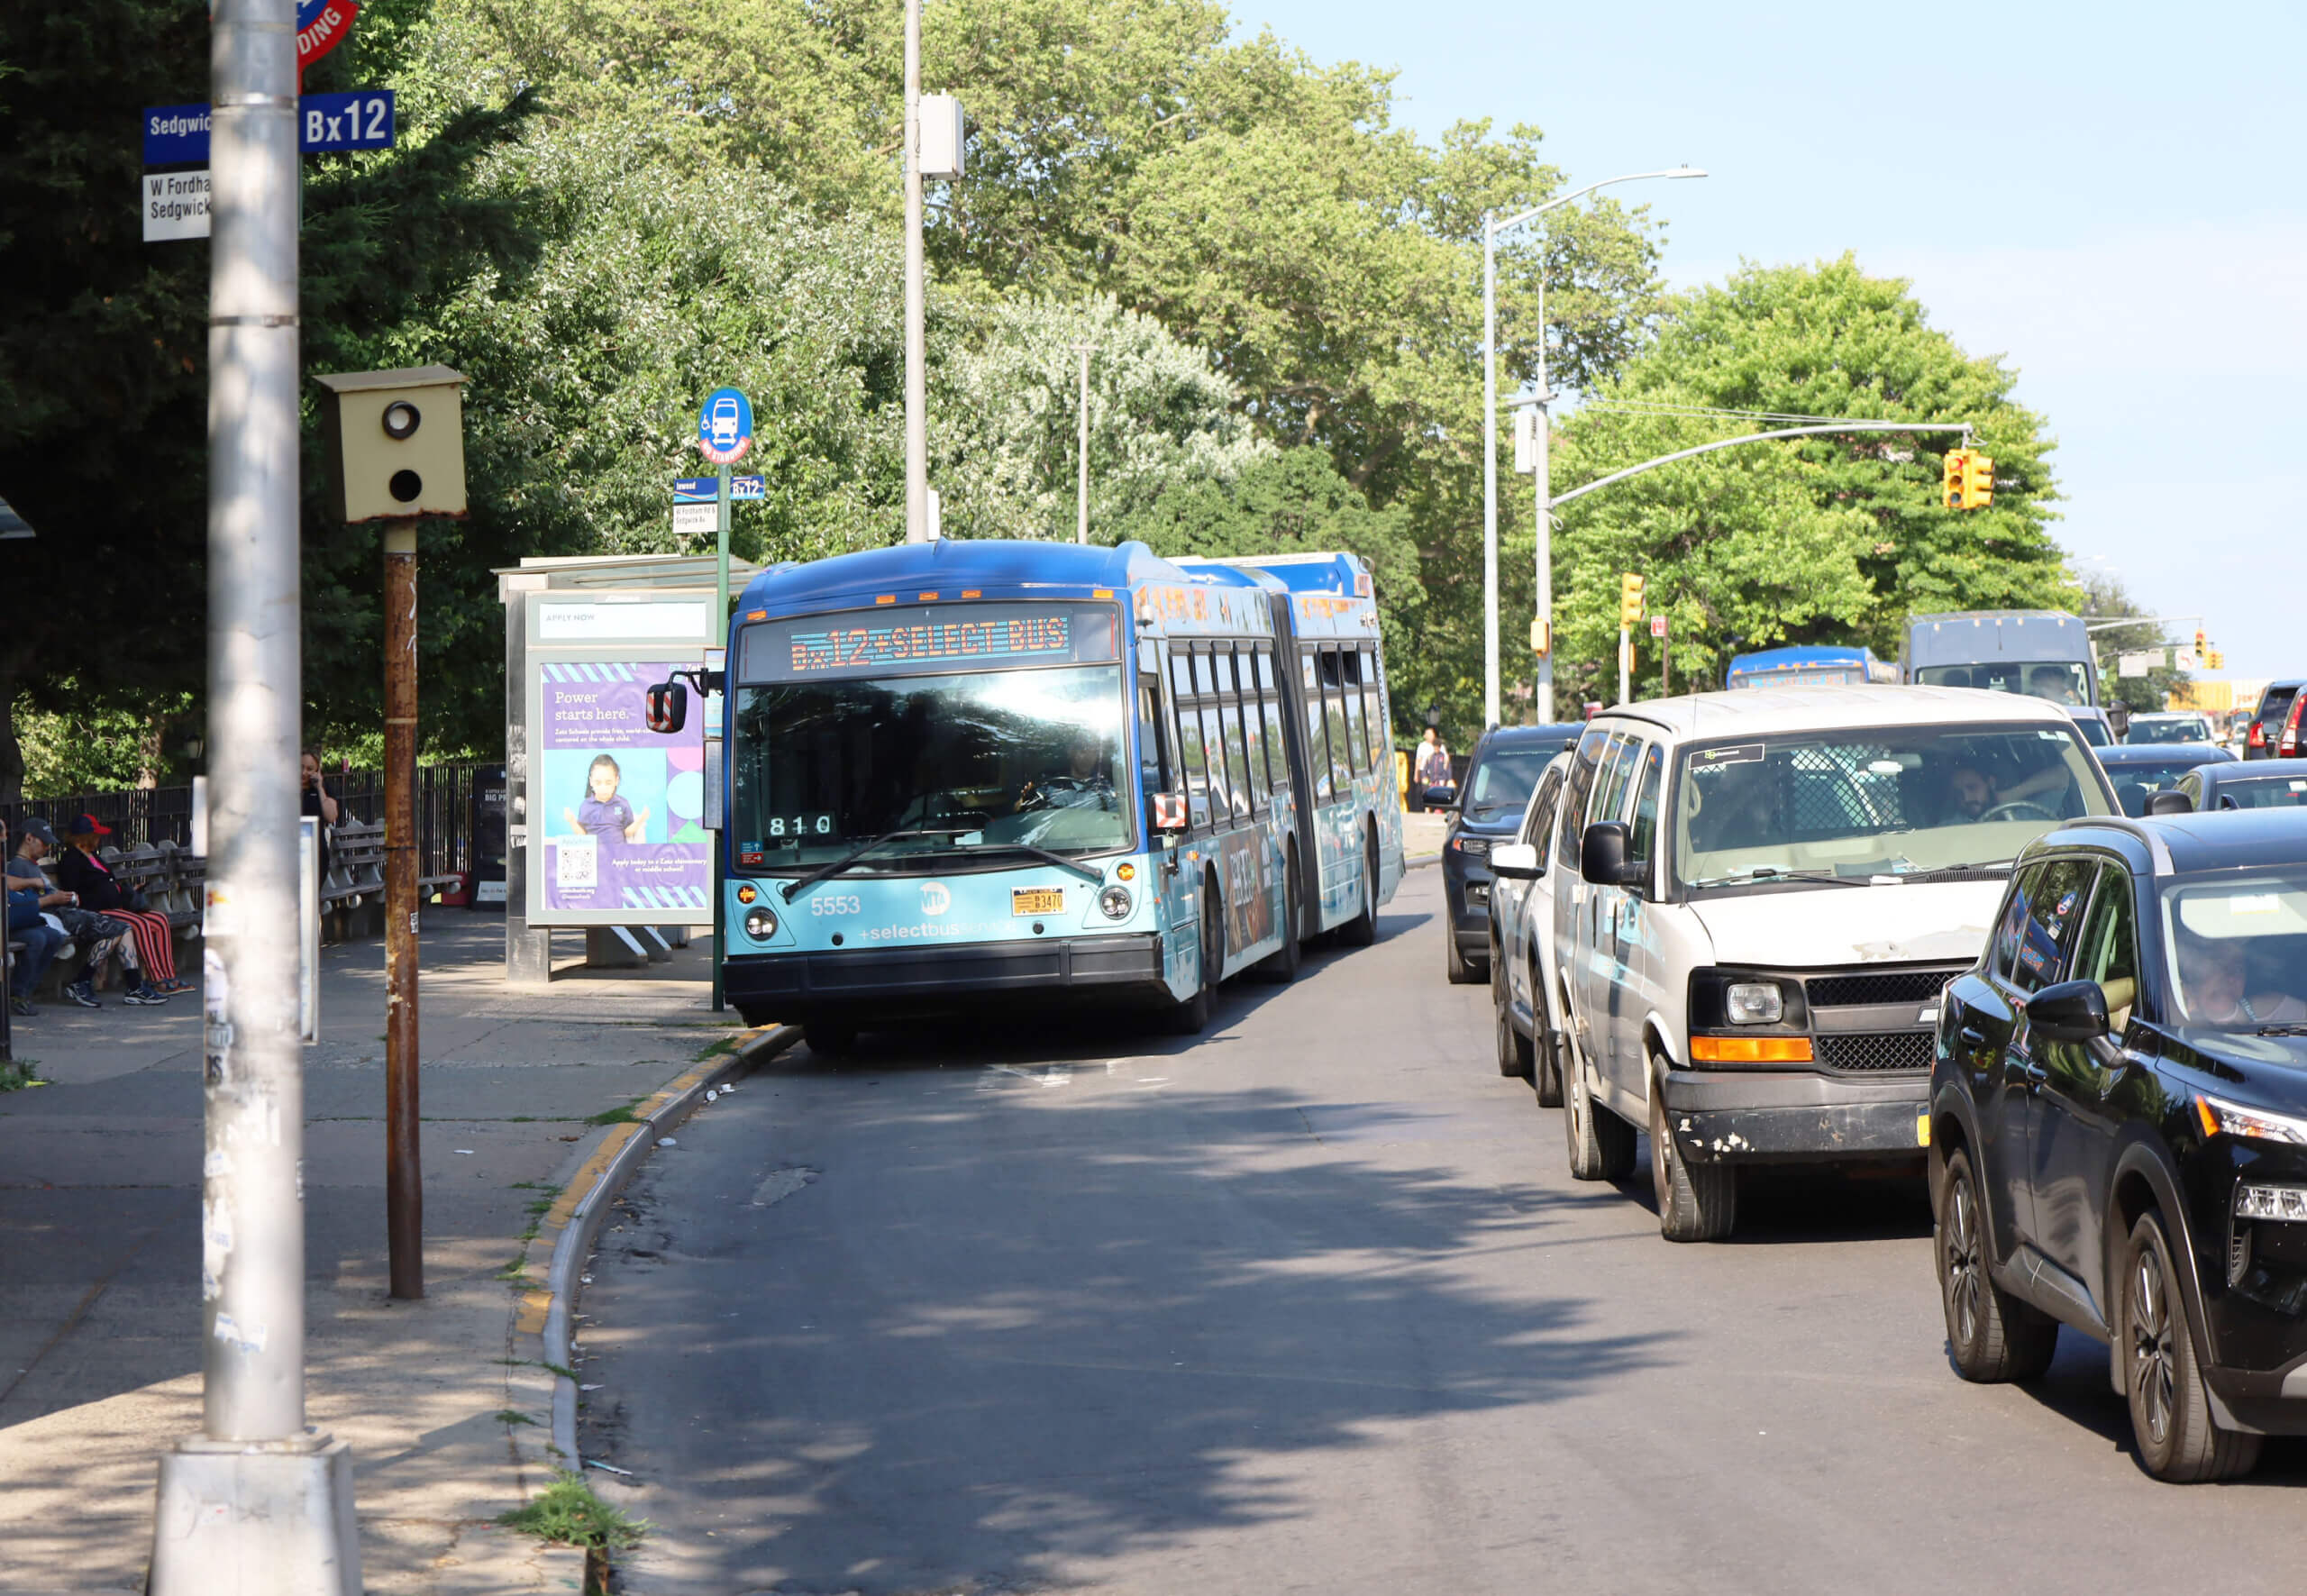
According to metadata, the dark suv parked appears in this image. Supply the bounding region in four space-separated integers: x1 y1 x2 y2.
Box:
1440 725 1581 983
1929 809 2307 1479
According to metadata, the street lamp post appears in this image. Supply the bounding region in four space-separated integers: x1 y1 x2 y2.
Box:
1482 166 1704 727
903 0 926 543
1073 342 1095 544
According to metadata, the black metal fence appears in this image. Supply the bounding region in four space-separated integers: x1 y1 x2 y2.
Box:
4 762 498 880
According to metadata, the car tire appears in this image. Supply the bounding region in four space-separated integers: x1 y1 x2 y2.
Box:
1445 925 1478 984
1650 1064 1736 1241
1936 1147 2058 1382
803 1021 857 1057
1531 969 1564 1108
1563 1035 1637 1181
2121 1210 2263 1482
1494 949 1534 1079
1338 832 1379 947
1254 856 1302 984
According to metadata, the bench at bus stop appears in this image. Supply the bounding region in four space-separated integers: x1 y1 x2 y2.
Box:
319 819 463 941
5 840 205 999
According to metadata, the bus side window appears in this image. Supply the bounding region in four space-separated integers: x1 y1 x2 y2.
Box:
1222 649 1256 818
1260 650 1289 807
1137 675 1171 798
1319 648 1353 794
1200 700 1232 823
1359 650 1384 767
1241 650 1272 811
1172 649 1211 830
1301 651 1333 802
1339 650 1369 776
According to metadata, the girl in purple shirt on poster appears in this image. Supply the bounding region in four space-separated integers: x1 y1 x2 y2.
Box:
564 754 650 843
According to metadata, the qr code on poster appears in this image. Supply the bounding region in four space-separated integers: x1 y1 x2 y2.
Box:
556 834 597 890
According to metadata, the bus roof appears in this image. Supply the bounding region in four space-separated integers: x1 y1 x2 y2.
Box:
1728 645 1879 670
1902 609 2092 668
1178 551 1372 596
735 538 1183 616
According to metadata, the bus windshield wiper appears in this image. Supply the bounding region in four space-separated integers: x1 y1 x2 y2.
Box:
954 840 1106 884
1686 866 1874 890
783 828 974 898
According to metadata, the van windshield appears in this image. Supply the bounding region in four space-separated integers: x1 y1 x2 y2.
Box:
1674 724 2111 894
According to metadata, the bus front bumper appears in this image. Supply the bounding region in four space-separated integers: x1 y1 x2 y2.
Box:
725 933 1170 1019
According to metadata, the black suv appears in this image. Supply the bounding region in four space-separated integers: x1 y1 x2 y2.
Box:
1930 809 2307 1480
1440 725 1581 984
2245 679 2305 760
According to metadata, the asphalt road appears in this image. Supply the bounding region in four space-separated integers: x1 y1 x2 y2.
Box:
579 869 2307 1595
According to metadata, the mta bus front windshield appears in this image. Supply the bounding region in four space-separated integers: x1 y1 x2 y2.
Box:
731 666 1131 868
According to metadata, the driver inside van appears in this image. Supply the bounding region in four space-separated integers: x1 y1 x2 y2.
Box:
1944 758 2074 823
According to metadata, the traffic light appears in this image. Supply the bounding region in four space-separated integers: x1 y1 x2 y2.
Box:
1942 449 1970 509
1962 451 1994 509
2195 627 2209 654
1619 572 1646 628
2205 649 2227 670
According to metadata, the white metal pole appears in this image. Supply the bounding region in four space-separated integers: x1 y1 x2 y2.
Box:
1482 216 1499 731
152 0 360 1583
1532 266 1554 725
1075 343 1091 545
1619 625 1631 707
903 0 927 543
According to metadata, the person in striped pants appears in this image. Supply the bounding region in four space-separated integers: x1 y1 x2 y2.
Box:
53 816 184 999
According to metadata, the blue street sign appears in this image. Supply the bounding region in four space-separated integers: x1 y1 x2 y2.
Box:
697 388 753 465
141 90 395 165
674 475 763 503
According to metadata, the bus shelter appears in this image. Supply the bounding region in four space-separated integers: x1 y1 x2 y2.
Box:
495 554 759 981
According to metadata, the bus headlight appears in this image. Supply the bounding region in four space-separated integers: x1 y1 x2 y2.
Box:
743 907 778 942
1099 885 1133 920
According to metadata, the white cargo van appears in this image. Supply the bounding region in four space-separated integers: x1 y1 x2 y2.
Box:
1488 686 2116 1241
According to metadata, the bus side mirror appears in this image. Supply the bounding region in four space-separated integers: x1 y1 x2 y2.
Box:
644 681 688 734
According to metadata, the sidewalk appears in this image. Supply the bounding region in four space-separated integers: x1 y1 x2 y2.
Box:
1403 807 1448 864
0 914 743 1593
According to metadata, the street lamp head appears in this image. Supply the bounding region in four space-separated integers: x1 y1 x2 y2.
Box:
1669 167 1707 179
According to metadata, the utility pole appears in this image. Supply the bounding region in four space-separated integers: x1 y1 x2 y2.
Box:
1074 342 1093 544
712 460 731 1010
383 523 422 1300
902 0 927 543
1530 332 1555 725
1481 214 1500 729
150 0 360 1583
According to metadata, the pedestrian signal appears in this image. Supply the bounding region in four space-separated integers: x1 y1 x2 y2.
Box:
1942 448 1971 509
1619 572 1645 628
1961 451 1994 509
1529 616 1552 657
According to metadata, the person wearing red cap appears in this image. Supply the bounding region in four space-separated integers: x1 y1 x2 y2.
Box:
56 815 182 999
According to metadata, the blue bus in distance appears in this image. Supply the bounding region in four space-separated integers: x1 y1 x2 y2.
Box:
1724 645 1900 690
674 539 1405 1050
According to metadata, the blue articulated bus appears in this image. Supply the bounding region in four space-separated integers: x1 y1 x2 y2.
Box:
679 539 1405 1049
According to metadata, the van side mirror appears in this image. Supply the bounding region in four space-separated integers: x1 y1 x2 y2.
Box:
1490 842 1542 880
2144 789 2192 816
1581 821 1637 887
644 681 688 734
2027 979 2110 1043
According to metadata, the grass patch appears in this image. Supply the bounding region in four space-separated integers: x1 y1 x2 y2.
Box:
586 1098 647 1126
511 1180 559 1191
496 1409 537 1426
496 1471 646 1553
692 1034 740 1062
496 1255 529 1281
0 1060 50 1092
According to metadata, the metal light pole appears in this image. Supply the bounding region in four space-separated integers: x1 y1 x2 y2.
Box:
1073 342 1094 544
383 525 422 1301
903 0 927 543
1482 166 1705 727
150 0 360 1583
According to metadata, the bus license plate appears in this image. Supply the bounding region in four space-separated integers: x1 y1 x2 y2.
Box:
1011 888 1064 916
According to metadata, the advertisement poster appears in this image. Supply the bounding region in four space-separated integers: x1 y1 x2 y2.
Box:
539 661 709 915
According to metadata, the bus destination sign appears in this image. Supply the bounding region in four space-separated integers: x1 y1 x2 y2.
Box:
743 602 1118 680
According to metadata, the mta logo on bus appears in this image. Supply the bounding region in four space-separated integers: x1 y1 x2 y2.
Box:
920 883 952 916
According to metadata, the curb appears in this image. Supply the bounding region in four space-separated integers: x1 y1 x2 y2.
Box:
510 1023 804 1472
1406 852 1442 870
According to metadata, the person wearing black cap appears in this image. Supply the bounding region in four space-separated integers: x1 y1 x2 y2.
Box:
4 816 66 1017
57 814 181 998
6 819 147 1008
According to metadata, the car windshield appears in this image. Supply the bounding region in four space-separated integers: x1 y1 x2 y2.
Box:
2206 775 2307 810
1915 661 2092 707
1464 748 1557 817
2106 760 2217 816
2160 872 2307 1027
2128 716 2209 743
730 664 1131 867
1674 723 2110 893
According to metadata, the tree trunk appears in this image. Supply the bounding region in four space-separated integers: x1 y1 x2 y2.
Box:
0 679 22 806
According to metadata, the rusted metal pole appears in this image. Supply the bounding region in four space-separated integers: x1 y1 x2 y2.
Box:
384 524 423 1300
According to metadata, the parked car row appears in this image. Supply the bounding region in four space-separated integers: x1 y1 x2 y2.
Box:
1446 680 2307 1482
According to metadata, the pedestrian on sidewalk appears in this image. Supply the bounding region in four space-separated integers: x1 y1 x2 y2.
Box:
55 816 182 998
6 819 145 1008
1414 725 1454 807
303 749 340 886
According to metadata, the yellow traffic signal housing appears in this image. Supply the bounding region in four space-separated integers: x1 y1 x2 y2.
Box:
1619 572 1646 628
2206 649 2227 670
1962 451 1994 509
1529 616 1552 657
1942 448 1971 509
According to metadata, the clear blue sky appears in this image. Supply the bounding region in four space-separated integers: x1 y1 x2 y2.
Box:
1236 0 2306 684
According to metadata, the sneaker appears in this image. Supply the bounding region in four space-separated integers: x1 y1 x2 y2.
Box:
63 980 101 1008
7 995 32 1017
124 985 169 1006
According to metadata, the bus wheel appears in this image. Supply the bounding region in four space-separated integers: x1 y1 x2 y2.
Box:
1338 831 1379 947
1254 856 1302 983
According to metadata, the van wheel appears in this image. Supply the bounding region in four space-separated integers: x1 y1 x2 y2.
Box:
1650 1062 1736 1241
2122 1211 2262 1482
1338 831 1379 947
1563 1036 1636 1181
1936 1147 2057 1382
1494 949 1534 1079
1532 971 1564 1108
1254 856 1302 984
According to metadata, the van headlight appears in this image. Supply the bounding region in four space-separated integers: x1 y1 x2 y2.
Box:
1725 982 1785 1025
1099 885 1133 920
743 907 778 942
